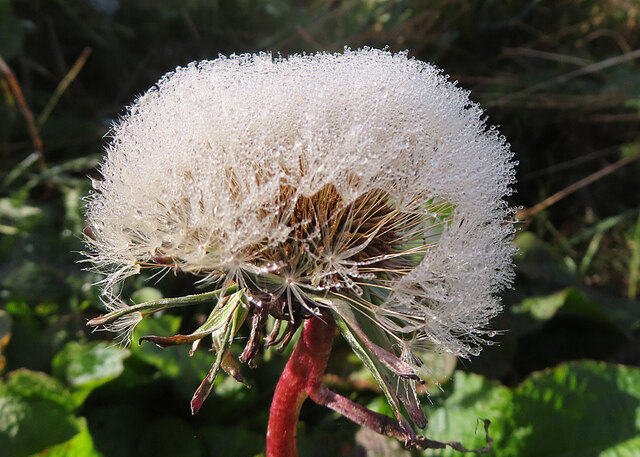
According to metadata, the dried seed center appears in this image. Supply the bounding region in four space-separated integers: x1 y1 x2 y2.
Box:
246 184 447 323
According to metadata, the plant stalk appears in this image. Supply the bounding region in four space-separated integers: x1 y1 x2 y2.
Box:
266 311 493 455
266 313 336 457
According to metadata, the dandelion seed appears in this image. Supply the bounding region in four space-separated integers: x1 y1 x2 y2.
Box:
95 292 142 347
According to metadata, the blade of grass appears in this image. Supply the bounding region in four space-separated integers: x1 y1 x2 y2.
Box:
567 206 640 246
512 49 640 97
38 47 92 127
579 230 604 275
504 47 592 66
2 152 40 189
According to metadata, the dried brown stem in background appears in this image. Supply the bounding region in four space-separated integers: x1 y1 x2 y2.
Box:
0 55 46 170
517 152 640 220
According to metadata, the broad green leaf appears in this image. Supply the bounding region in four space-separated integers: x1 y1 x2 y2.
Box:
131 287 163 304
1 302 52 372
1 368 74 410
27 417 102 457
0 370 79 457
512 232 576 288
83 403 146 457
421 371 511 456
422 362 640 457
510 233 640 338
512 287 619 335
503 361 640 457
412 351 457 389
600 435 640 457
52 341 129 406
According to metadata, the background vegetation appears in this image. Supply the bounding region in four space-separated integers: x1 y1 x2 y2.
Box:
1 1 640 456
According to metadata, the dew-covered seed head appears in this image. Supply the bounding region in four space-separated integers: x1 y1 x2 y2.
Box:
85 47 516 368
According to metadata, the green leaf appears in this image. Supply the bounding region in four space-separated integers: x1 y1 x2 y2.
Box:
0 370 79 457
600 435 640 457
412 351 457 389
422 362 640 457
509 287 640 346
0 198 41 224
512 287 617 335
131 287 163 304
503 362 640 457
512 232 577 288
84 403 146 457
1 302 52 372
27 417 102 457
421 371 511 456
52 341 129 406
1 369 74 410
620 142 640 159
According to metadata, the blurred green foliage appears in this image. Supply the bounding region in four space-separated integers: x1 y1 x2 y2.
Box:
1 1 640 456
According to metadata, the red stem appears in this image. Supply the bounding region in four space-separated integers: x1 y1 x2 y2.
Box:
266 314 336 457
266 314 493 455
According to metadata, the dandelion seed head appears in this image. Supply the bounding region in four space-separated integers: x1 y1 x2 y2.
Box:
86 48 515 358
